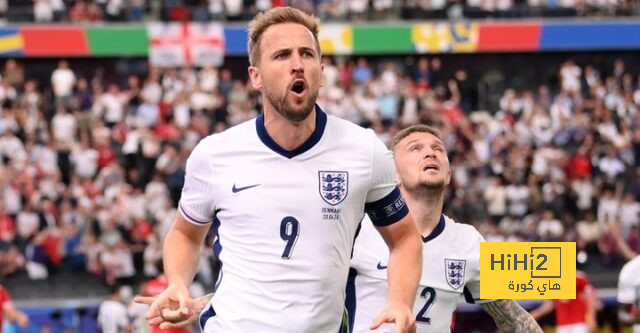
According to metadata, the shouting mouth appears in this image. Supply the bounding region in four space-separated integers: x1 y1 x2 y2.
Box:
290 79 307 97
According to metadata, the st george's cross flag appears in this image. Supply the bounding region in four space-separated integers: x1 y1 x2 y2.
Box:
148 22 224 68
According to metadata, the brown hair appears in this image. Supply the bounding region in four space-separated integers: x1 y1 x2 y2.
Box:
391 125 442 152
247 7 321 66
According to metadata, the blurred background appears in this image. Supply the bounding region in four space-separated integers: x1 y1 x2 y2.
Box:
0 1 639 332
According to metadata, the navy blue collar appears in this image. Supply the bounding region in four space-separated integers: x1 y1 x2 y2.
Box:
256 104 327 159
422 214 446 243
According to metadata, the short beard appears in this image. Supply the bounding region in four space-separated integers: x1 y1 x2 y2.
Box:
408 179 447 198
421 179 446 190
265 86 318 122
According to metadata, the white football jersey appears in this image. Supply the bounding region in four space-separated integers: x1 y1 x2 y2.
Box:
618 256 640 333
178 106 409 333
349 214 490 333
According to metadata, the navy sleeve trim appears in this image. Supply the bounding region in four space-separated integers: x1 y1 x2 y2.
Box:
179 204 212 225
364 187 409 227
463 286 475 304
344 268 358 333
199 304 216 331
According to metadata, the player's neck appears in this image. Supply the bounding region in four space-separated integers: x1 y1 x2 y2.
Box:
263 105 316 151
406 190 444 236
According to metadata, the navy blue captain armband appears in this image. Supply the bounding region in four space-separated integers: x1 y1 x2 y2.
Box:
364 187 409 227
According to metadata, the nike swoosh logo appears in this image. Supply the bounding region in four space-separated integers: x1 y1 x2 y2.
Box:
232 184 260 193
376 262 388 270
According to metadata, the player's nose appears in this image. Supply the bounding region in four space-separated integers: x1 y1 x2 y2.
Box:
423 148 436 159
290 54 304 74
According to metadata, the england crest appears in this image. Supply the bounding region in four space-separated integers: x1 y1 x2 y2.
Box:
319 171 348 206
445 259 466 290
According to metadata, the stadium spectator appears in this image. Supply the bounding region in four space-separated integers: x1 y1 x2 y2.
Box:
619 192 640 238
2 60 23 90
33 0 54 22
597 188 620 225
576 212 603 252
97 285 133 333
73 78 94 138
94 83 127 128
51 105 77 148
51 60 76 109
100 237 136 286
537 209 565 241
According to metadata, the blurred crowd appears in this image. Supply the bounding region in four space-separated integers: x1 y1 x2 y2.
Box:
2 0 637 23
0 52 639 290
434 58 640 266
319 55 640 269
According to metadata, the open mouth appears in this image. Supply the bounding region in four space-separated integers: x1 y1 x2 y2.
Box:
291 80 306 95
423 164 440 172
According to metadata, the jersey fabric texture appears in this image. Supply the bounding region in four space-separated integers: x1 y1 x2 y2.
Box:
618 256 640 333
178 105 408 333
349 214 490 333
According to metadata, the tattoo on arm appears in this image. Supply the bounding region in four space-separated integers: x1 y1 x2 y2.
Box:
480 299 543 333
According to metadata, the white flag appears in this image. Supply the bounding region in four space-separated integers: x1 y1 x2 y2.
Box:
148 22 224 67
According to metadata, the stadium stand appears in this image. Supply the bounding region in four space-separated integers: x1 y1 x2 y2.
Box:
1 0 639 23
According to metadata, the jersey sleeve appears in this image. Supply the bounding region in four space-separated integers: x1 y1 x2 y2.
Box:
364 133 409 227
617 264 638 304
178 137 217 226
465 231 494 304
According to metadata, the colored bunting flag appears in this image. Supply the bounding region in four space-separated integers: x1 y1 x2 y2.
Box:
319 24 353 55
148 23 224 67
0 28 23 56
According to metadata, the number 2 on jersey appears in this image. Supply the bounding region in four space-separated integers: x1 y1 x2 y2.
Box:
416 287 436 324
280 217 299 259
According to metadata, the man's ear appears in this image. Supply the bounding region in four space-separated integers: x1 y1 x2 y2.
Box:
319 61 325 87
248 65 262 90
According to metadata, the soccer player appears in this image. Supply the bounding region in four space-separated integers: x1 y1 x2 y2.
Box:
0 283 29 333
530 271 599 333
605 220 640 332
348 125 542 332
97 285 133 333
618 255 640 333
144 6 422 333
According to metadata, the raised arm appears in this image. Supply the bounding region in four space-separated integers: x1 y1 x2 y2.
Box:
608 220 638 261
